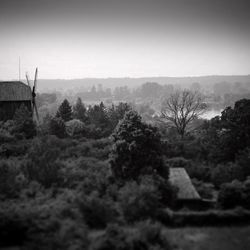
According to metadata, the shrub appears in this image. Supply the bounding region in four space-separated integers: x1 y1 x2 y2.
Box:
55 219 89 250
12 104 37 139
90 221 171 250
165 157 192 168
0 160 27 200
65 119 86 137
77 191 118 228
49 117 67 138
236 148 250 178
73 157 111 195
23 136 64 188
118 180 161 222
242 178 250 209
131 220 171 249
217 178 250 210
0 140 30 158
0 128 15 143
157 207 250 226
211 163 244 188
192 179 214 199
90 224 126 250
217 180 243 209
0 199 89 250
139 175 177 208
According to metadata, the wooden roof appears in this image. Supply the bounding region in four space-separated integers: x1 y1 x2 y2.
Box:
169 168 201 200
0 81 32 101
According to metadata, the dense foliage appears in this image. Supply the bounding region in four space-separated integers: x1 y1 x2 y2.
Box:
1 96 250 249
110 110 168 180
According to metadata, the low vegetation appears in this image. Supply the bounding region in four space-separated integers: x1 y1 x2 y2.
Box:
0 96 250 249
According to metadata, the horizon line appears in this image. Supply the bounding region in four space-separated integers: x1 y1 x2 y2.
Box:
2 73 250 82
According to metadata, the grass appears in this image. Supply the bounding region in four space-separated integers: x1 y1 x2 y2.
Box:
165 226 250 250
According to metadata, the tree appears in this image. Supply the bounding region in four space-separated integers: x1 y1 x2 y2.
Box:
220 99 250 151
203 99 250 162
161 90 206 138
56 99 72 122
139 82 162 99
109 110 168 180
87 102 108 129
12 104 36 138
73 97 87 122
49 117 67 138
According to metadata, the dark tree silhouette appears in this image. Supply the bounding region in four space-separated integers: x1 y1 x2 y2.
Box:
161 90 206 138
87 102 109 129
13 104 36 138
49 117 67 138
109 110 168 180
73 97 87 122
56 99 72 122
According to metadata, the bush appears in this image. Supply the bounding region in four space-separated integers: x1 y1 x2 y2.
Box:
157 207 250 226
186 163 211 182
192 179 214 199
49 117 67 138
118 180 161 222
0 140 30 158
90 221 171 250
0 160 27 200
211 163 244 188
236 148 250 178
23 136 64 188
63 138 111 160
0 128 15 143
217 180 243 209
0 198 89 249
77 191 118 228
139 175 177 208
65 119 87 137
242 178 250 209
12 104 37 139
72 157 111 195
165 157 192 169
217 178 250 209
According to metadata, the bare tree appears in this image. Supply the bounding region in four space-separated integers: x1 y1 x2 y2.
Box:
161 90 206 138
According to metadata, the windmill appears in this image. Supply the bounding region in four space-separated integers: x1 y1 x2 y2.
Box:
25 68 39 122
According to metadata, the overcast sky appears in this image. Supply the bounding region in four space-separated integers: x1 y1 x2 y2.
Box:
0 0 250 79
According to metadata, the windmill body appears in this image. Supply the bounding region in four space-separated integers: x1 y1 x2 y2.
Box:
0 68 39 122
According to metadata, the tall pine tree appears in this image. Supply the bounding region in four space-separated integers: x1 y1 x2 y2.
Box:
56 99 72 122
73 97 87 122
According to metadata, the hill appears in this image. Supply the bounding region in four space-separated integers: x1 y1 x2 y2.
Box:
25 75 250 92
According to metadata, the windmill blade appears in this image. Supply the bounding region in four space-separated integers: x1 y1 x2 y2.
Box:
33 67 38 93
25 72 31 89
33 101 40 123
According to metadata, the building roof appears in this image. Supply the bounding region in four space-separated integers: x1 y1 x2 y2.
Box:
169 168 201 200
0 81 32 101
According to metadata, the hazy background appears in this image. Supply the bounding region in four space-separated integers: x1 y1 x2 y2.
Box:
0 0 250 80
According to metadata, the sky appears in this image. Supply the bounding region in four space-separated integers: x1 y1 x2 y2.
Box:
0 0 250 80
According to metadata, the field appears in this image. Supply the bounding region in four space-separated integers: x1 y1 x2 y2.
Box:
166 226 250 250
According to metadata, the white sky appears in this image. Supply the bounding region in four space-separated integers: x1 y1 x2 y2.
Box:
0 0 249 80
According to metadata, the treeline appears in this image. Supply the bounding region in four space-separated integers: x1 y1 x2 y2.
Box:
43 98 132 139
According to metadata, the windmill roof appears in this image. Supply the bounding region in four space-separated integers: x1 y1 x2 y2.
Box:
169 168 201 200
0 81 32 101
